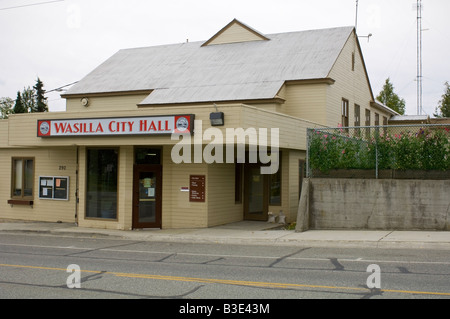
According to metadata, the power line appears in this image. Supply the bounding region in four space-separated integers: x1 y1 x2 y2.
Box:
46 81 79 94
0 0 64 11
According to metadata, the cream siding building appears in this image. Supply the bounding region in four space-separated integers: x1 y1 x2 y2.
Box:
0 20 397 230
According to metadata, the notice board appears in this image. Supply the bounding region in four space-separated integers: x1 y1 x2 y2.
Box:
189 175 205 202
39 176 69 201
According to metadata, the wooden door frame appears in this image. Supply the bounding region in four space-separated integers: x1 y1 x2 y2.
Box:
132 164 162 229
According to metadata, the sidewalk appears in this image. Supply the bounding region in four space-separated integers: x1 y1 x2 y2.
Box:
1 220 450 250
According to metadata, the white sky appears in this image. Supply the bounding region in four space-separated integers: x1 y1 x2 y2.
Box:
0 0 449 116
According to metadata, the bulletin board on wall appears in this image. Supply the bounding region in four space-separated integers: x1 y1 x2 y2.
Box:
39 176 69 201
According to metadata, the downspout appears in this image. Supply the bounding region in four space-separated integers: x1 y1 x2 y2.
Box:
75 145 79 226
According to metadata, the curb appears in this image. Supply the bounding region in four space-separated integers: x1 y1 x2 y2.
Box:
1 222 450 250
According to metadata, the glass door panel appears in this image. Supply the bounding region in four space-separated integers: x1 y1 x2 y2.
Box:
138 172 156 224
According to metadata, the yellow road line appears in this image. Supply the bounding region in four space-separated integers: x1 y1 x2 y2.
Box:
1 263 450 296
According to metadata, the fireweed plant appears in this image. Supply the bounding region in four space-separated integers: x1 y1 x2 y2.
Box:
309 126 450 173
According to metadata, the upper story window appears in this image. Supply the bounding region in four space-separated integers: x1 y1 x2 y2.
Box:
341 99 349 130
354 104 361 127
365 109 371 139
375 113 380 126
365 109 371 126
352 52 356 71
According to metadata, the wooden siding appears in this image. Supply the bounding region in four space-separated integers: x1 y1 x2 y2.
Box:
205 21 267 46
0 147 77 223
0 121 8 147
281 83 328 125
277 31 393 129
65 94 150 113
162 145 209 229
207 163 242 227
327 32 392 127
118 145 134 230
240 105 320 150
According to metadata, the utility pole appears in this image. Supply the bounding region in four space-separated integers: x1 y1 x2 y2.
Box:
355 0 359 31
417 0 423 115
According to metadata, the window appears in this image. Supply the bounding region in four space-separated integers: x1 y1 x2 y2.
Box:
354 104 361 127
269 152 282 206
375 113 380 126
365 109 371 139
269 166 282 206
352 52 356 71
11 158 34 199
353 104 361 137
365 109 371 126
86 149 118 220
341 99 349 130
135 148 161 165
383 116 388 136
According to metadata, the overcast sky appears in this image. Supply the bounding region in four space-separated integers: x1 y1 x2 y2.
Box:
1 0 449 116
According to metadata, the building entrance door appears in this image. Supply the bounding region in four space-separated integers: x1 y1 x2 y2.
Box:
244 164 268 221
133 165 162 229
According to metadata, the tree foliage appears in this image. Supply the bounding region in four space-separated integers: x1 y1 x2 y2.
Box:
0 97 14 119
376 78 406 115
13 91 27 114
5 78 49 116
33 77 48 113
20 86 36 113
434 81 450 118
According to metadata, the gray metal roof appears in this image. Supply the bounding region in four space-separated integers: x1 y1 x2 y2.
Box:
390 115 429 121
64 26 355 105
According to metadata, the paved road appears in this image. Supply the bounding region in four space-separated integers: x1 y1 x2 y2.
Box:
1 233 450 303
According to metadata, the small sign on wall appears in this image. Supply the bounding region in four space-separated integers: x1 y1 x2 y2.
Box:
189 175 205 202
39 176 69 201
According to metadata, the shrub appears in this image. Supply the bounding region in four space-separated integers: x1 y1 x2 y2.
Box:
309 126 450 173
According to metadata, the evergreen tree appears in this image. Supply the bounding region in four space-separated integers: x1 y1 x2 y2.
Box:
33 77 48 113
13 91 27 114
376 78 406 115
434 82 450 118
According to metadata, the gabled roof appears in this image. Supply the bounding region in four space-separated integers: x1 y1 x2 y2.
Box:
202 18 270 46
63 22 355 105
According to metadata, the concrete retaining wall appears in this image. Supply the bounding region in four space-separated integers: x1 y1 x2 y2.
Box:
296 178 450 231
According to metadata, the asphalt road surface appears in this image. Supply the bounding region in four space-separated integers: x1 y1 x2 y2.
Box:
1 232 449 303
